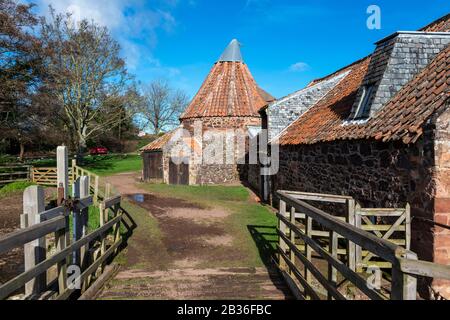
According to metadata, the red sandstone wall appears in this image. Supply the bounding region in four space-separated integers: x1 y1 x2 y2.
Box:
433 108 450 298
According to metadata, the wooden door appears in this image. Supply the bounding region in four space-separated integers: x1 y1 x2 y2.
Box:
143 151 163 180
169 158 189 185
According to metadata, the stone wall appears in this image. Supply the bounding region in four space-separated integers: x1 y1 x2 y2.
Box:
433 108 450 298
179 116 261 185
269 114 450 297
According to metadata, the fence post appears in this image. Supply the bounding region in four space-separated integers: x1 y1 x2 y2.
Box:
391 251 417 300
328 230 338 300
71 159 77 183
347 199 356 272
289 206 296 277
94 175 99 205
80 176 90 269
105 183 111 199
57 146 71 250
354 204 362 272
278 199 288 270
72 178 81 266
21 186 46 297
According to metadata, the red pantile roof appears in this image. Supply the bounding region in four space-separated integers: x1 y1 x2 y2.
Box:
279 45 449 146
420 13 450 32
180 61 274 119
278 14 450 146
141 131 176 151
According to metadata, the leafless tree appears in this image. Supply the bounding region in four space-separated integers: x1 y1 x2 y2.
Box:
140 79 189 134
39 8 140 156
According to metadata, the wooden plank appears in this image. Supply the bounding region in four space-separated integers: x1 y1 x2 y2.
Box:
57 146 69 199
39 206 65 221
289 206 296 276
361 225 406 231
405 204 411 250
56 239 122 300
0 216 65 255
277 213 386 300
22 186 47 296
277 191 401 264
362 214 406 265
399 258 450 280
0 215 121 299
328 230 338 300
278 200 288 270
391 252 417 300
278 232 345 300
103 195 121 209
75 196 93 210
279 190 352 203
347 199 356 272
305 216 312 287
278 248 319 300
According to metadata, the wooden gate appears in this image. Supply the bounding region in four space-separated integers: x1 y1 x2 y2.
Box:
143 151 163 180
169 158 189 185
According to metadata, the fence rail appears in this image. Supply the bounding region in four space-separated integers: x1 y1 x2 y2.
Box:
276 190 450 300
0 146 126 300
0 165 32 186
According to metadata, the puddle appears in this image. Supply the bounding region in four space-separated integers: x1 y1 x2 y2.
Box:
131 194 145 203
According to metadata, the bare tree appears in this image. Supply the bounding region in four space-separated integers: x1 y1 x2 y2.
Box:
140 79 189 134
39 8 139 156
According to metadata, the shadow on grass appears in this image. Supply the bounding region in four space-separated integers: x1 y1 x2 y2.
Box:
117 206 138 252
247 225 292 299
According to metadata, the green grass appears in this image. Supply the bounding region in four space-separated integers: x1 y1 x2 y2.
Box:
115 200 169 269
82 154 142 176
28 153 142 176
141 183 249 205
0 181 36 198
139 183 278 268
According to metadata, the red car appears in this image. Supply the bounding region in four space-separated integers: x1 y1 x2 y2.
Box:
89 147 108 155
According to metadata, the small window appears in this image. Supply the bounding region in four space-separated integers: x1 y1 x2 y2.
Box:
354 84 375 120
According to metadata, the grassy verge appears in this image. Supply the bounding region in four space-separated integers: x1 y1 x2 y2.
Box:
29 154 142 176
82 154 142 176
0 181 36 198
114 200 168 269
139 183 278 268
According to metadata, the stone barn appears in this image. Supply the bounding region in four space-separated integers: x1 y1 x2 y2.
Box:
254 14 450 298
141 39 274 185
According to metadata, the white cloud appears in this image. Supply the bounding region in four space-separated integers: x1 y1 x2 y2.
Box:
28 0 179 71
289 62 310 72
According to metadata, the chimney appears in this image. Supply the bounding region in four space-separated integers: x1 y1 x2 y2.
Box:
350 31 450 120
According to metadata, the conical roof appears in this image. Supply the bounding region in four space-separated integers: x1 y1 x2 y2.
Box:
181 39 274 120
218 39 243 62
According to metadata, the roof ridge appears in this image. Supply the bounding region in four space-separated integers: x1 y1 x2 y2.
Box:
419 13 450 32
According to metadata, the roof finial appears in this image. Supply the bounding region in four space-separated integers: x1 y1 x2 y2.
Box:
218 39 243 62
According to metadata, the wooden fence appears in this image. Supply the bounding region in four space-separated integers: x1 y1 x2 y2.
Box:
30 162 101 205
276 190 450 300
0 165 32 186
0 146 126 300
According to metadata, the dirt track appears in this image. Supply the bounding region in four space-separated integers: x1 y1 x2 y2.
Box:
99 172 291 300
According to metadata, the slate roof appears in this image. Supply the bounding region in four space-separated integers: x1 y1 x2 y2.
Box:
278 15 450 146
180 40 274 120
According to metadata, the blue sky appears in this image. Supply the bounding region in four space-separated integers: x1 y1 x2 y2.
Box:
27 0 449 99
